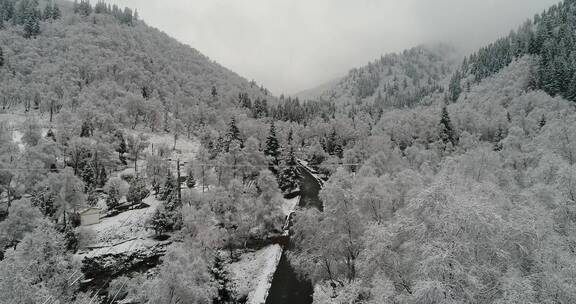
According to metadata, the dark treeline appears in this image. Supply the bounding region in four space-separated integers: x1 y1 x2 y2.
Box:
450 0 576 102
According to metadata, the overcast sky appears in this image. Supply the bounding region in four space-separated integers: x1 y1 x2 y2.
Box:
111 0 557 95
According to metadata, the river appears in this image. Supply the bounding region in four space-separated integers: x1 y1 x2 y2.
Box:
265 165 323 304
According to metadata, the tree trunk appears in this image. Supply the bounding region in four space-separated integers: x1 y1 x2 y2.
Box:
49 102 54 123
176 160 181 205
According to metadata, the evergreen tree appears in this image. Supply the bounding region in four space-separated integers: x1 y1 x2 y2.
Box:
228 117 241 142
51 3 60 19
106 184 120 210
448 70 462 102
0 46 4 67
225 117 242 151
126 176 148 205
211 86 218 99
80 121 91 137
148 206 170 235
86 190 98 206
94 0 108 14
186 169 196 189
98 166 107 187
43 2 52 20
23 8 40 39
239 92 252 109
115 131 128 165
539 114 547 129
279 145 299 193
439 106 458 147
79 163 96 190
161 172 177 202
265 123 280 174
77 0 92 17
325 128 343 158
493 127 505 152
566 74 576 102
46 128 56 141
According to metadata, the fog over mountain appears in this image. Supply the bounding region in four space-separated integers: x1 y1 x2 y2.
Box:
111 0 557 94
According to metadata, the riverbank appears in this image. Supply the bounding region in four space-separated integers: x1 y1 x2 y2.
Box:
263 161 323 304
227 195 301 303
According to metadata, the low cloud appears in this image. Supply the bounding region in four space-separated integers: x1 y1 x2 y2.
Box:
111 0 557 95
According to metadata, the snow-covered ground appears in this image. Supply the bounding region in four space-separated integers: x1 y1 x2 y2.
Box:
0 113 28 126
226 196 300 303
12 130 24 150
281 196 300 217
125 130 200 164
82 195 162 250
298 159 324 185
227 244 283 303
80 238 169 258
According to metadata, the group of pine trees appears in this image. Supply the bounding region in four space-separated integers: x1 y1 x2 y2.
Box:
0 0 53 38
0 0 136 38
450 0 576 102
74 0 137 25
320 45 456 111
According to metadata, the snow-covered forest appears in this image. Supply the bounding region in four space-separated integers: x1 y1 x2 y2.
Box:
1 0 576 303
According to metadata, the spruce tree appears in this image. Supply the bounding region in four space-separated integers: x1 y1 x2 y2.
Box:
106 185 120 210
126 176 148 205
161 172 177 202
326 128 343 157
439 106 458 147
79 163 96 190
566 74 576 102
186 171 196 189
86 190 98 206
23 11 39 39
98 167 107 188
279 145 299 193
225 117 242 150
43 3 52 20
52 3 60 19
539 114 547 129
80 121 91 137
148 207 170 235
115 131 127 165
77 0 92 17
493 127 504 152
265 123 280 174
448 70 462 102
46 128 56 141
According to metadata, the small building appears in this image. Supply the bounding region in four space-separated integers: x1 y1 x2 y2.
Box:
79 207 101 226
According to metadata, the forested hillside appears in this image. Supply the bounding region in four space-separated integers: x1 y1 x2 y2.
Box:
0 0 274 132
309 44 460 109
2 0 576 303
450 0 576 103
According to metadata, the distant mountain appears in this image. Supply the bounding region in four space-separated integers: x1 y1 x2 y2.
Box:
298 44 461 108
292 77 342 101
